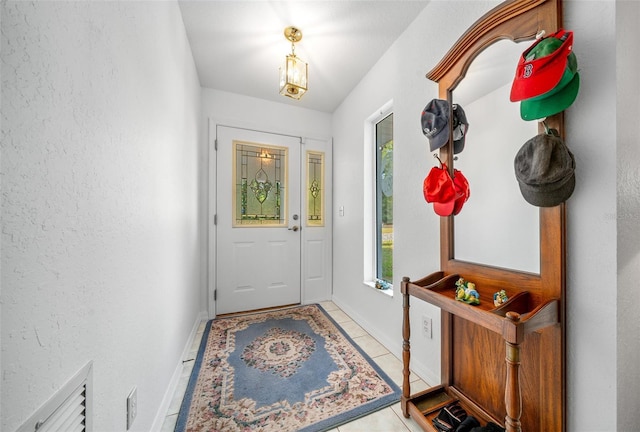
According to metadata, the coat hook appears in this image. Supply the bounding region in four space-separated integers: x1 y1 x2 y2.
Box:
433 153 444 167
541 120 560 137
536 30 546 39
541 120 551 135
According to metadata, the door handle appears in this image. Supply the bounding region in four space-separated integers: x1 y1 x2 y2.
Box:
288 226 300 232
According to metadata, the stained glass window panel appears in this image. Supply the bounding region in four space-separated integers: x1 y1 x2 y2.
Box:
306 151 324 226
233 141 287 227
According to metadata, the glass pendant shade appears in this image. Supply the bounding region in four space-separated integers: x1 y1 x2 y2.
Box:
279 53 308 100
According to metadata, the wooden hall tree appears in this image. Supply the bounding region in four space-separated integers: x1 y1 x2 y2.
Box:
401 1 566 431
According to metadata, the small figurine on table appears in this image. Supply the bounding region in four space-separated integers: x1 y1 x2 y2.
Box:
493 289 508 307
455 277 480 305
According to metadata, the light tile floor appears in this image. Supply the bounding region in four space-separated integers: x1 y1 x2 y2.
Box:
161 301 431 432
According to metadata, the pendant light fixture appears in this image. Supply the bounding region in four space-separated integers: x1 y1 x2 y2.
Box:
279 26 308 100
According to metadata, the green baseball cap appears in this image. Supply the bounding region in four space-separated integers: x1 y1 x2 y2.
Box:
510 29 575 102
520 50 579 121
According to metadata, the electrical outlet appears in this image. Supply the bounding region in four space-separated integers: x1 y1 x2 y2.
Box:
127 387 137 430
422 315 432 339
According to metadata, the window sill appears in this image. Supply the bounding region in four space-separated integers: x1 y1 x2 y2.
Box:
364 280 394 297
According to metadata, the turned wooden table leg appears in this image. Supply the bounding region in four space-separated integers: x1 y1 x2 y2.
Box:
401 277 411 418
505 340 522 432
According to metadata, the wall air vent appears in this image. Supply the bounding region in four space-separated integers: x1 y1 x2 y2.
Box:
17 362 93 432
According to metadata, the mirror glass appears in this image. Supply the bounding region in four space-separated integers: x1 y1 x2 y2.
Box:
452 39 540 274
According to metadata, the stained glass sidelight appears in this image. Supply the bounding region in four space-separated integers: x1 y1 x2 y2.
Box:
306 151 324 226
233 141 287 226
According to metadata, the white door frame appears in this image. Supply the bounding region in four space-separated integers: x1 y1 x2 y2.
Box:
207 119 332 318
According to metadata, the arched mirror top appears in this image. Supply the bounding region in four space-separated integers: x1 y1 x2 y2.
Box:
426 0 565 303
427 0 563 94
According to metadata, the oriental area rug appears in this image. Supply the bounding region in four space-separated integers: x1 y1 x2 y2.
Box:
175 304 401 432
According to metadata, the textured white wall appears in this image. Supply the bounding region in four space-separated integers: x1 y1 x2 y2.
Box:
616 1 640 429
562 2 618 431
1 2 203 431
332 1 625 430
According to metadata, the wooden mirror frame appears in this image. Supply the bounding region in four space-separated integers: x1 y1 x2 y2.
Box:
399 1 567 431
429 0 566 312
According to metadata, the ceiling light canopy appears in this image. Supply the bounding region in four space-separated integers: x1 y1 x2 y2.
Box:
279 26 308 100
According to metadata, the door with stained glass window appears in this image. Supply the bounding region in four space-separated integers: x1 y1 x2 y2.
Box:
216 126 301 315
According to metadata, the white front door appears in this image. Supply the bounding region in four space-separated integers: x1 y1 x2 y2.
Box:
215 126 302 315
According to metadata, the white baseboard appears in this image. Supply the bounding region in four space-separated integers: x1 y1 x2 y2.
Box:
331 294 439 386
150 311 208 432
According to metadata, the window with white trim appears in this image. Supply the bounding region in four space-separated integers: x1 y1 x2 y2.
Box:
375 113 393 287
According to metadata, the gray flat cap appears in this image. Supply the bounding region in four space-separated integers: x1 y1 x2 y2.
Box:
514 132 575 207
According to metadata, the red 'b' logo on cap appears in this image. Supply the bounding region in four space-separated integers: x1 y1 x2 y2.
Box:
523 64 534 78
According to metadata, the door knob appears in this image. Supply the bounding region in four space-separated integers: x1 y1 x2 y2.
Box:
288 226 300 232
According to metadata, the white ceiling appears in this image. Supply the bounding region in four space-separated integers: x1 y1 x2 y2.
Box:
178 1 431 113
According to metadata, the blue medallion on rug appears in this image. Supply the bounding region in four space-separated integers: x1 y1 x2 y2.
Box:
175 304 401 432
